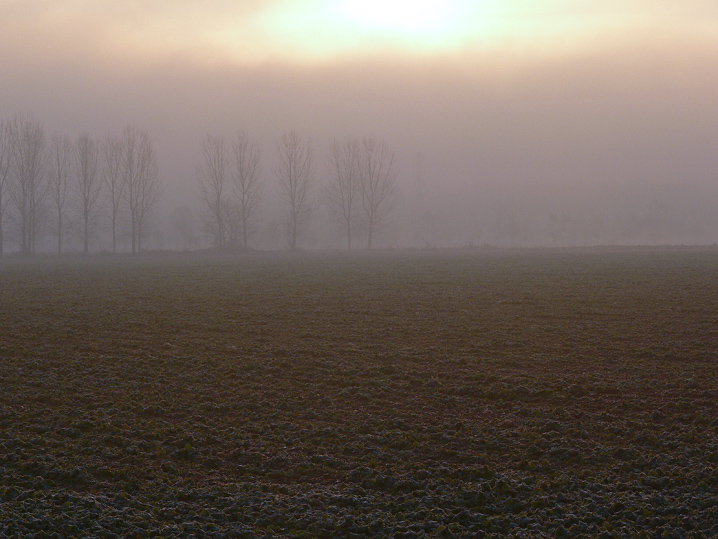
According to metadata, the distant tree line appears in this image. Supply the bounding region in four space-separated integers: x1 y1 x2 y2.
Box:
196 130 397 251
3 114 709 253
0 114 400 255
0 116 161 256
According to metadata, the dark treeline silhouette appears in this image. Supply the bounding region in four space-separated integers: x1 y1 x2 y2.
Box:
2 114 716 255
0 114 400 255
0 116 160 256
195 130 398 252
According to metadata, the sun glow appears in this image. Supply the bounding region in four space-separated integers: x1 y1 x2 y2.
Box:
5 1 716 68
158 0 675 66
236 0 499 62
334 0 464 36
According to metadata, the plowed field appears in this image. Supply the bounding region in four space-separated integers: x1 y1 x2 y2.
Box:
1 248 717 538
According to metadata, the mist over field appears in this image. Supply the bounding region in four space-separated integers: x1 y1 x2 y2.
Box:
3 5 718 536
1 1 718 252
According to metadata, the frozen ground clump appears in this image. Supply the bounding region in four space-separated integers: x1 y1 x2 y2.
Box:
1 248 717 537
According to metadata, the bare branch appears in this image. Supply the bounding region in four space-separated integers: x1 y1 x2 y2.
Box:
48 133 73 254
8 115 47 254
0 119 13 256
103 134 125 253
276 130 313 250
197 134 228 248
359 136 397 249
325 137 361 250
231 131 263 249
123 126 160 253
75 133 102 254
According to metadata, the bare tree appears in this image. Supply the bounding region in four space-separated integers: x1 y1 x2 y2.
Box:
122 126 160 253
276 130 313 250
48 133 73 254
103 134 125 253
9 116 46 254
231 131 262 249
75 133 102 254
326 137 361 250
121 127 140 253
0 119 12 256
197 135 228 248
134 131 161 253
359 136 397 249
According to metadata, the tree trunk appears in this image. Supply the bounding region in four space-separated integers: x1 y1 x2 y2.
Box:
111 214 116 253
242 217 248 249
131 219 136 254
57 211 62 255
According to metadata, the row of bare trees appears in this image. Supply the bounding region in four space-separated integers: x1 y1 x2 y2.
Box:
0 119 394 253
196 132 262 250
0 117 46 255
196 130 397 250
0 116 161 255
326 136 397 250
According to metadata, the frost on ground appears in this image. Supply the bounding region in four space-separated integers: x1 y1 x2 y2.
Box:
1 248 717 538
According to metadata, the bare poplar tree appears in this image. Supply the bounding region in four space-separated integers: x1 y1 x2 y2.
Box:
75 133 102 254
0 119 11 257
359 136 397 249
121 127 140 253
9 116 46 254
231 131 262 249
197 135 228 248
276 130 313 250
122 126 160 253
326 137 361 250
48 133 73 254
103 135 125 253
134 130 160 252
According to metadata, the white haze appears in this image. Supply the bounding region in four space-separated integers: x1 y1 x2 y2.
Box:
1 8 718 249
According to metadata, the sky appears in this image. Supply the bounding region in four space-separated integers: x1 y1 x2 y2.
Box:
2 0 718 246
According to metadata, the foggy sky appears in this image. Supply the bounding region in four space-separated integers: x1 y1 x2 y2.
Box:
2 1 718 247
